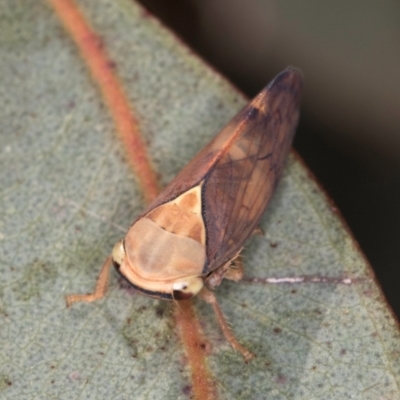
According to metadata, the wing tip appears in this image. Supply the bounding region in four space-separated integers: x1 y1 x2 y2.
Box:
266 66 304 95
251 67 303 113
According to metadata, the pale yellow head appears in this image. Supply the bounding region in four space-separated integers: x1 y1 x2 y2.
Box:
112 184 206 300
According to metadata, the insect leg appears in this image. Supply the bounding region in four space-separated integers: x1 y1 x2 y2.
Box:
252 226 264 236
65 256 112 307
223 255 244 282
199 287 255 362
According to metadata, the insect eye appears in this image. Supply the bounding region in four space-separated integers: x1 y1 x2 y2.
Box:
172 276 204 300
111 240 125 270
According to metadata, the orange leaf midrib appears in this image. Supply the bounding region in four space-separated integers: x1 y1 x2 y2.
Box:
46 0 216 399
47 0 159 204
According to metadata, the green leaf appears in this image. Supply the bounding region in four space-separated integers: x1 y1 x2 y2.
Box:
1 0 399 399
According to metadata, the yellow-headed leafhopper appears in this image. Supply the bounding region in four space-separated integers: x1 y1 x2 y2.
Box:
66 67 303 361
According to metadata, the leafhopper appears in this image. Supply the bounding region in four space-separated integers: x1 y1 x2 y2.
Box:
66 67 303 361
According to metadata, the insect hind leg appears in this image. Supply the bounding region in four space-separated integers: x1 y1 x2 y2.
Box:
223 255 244 282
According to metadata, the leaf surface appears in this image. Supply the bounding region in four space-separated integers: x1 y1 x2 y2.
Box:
0 1 399 399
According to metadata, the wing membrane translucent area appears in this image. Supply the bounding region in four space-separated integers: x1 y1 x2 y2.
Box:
203 68 303 272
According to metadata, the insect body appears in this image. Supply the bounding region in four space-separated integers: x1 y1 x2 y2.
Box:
66 67 303 361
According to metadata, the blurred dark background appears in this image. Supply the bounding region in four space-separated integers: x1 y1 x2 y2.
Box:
137 0 400 319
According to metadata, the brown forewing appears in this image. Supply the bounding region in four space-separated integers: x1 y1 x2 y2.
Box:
203 69 303 272
137 67 303 274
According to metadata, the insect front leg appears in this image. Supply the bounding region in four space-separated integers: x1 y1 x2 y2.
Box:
199 287 255 362
65 256 112 307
